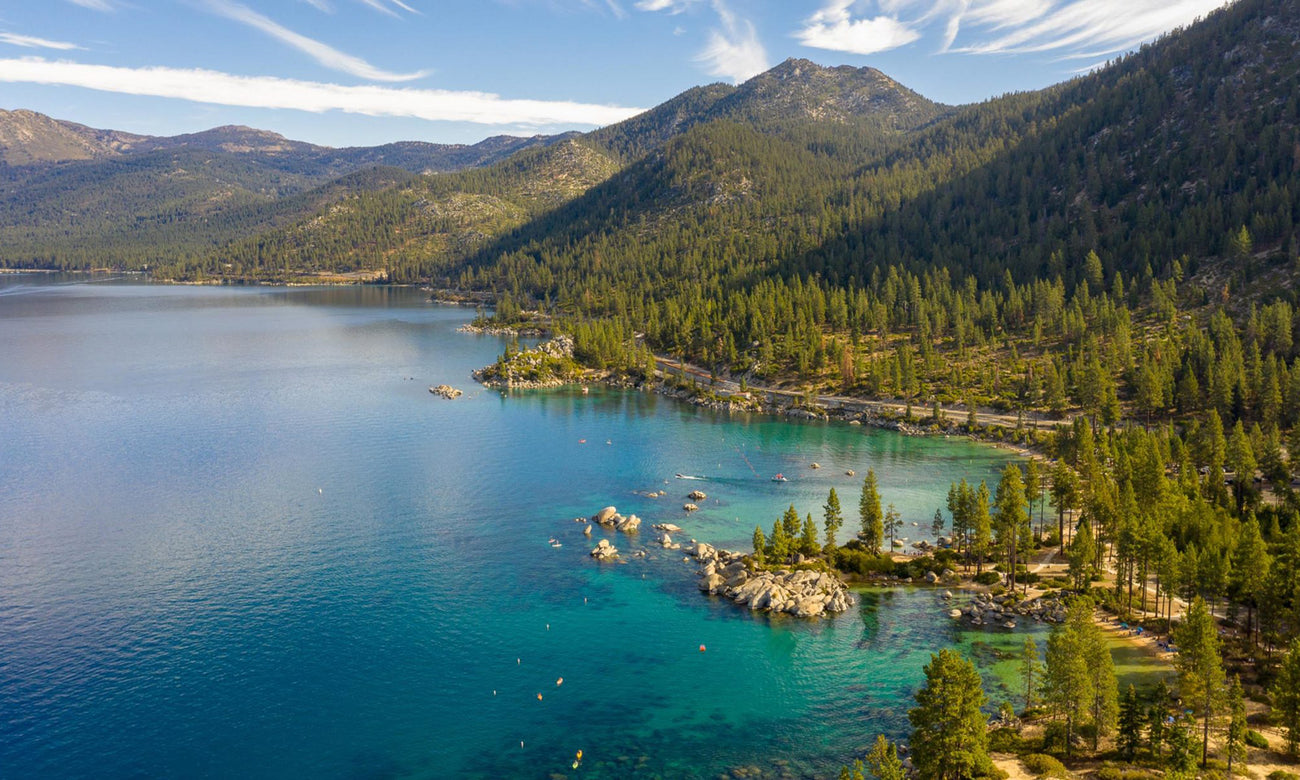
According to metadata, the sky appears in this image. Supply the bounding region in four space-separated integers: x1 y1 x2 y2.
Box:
0 0 1233 148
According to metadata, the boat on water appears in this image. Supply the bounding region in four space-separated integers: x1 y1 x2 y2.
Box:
771 473 787 482
675 473 706 480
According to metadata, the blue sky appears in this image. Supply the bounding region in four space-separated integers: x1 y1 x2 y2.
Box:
0 0 1231 147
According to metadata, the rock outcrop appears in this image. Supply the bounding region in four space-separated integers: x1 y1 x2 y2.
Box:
590 539 618 560
690 543 854 617
429 384 462 399
957 591 1067 626
589 505 641 533
683 503 699 512
687 490 707 501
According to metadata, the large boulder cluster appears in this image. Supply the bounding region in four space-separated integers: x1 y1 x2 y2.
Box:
590 505 641 533
956 591 1068 626
692 543 854 618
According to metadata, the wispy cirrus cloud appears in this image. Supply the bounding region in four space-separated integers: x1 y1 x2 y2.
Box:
0 57 644 127
634 0 700 12
0 32 83 51
795 0 1230 59
952 0 1228 55
65 0 115 10
698 1 768 82
205 0 428 82
639 0 767 83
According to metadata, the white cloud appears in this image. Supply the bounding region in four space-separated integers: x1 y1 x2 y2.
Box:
796 0 921 56
640 0 765 82
634 0 700 12
0 32 83 51
0 57 645 127
696 1 768 83
300 0 333 11
66 0 114 9
205 0 427 82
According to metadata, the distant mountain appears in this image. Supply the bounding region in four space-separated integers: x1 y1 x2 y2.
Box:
0 109 146 165
0 109 571 268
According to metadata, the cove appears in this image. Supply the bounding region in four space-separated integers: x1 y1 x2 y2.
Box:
0 277 1022 779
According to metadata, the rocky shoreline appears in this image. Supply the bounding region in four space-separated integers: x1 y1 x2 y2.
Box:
457 322 546 337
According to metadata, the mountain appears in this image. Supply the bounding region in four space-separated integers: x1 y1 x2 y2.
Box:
0 110 569 268
0 109 147 165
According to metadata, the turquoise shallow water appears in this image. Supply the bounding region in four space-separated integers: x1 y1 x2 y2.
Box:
0 277 1017 779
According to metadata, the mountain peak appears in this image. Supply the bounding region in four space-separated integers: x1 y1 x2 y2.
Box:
714 58 944 129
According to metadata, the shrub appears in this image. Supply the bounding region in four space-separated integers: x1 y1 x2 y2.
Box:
1021 753 1068 777
1094 768 1156 780
1246 729 1270 749
975 571 1002 586
832 548 894 576
1267 772 1300 780
988 727 1024 752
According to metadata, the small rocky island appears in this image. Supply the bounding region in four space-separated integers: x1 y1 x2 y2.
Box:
471 335 578 389
954 590 1068 626
691 543 855 618
428 384 462 399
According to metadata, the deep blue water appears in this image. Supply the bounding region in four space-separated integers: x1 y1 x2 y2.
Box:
0 276 1018 779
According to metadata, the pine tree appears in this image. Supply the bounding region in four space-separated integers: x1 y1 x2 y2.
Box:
1068 518 1096 592
1147 679 1171 760
994 463 1029 589
885 503 902 552
931 507 945 540
1226 676 1247 773
1024 458 1043 540
1050 461 1079 546
752 525 766 565
860 469 883 554
782 504 801 541
1273 638 1300 755
800 512 820 557
770 519 791 562
838 759 866 780
1165 715 1198 779
909 649 991 780
971 481 992 573
1043 596 1116 755
1173 596 1225 766
1020 636 1040 713
823 487 843 552
1117 684 1144 760
865 734 905 780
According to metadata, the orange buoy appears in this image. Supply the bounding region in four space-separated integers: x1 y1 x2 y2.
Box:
576 750 583 760
537 693 543 701
556 677 563 686
699 644 706 652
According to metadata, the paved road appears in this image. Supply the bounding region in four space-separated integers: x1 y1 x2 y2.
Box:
653 356 1068 431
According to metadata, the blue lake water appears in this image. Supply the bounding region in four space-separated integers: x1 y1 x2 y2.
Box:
0 276 1020 779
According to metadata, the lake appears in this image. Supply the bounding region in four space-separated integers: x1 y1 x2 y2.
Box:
0 276 1026 779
